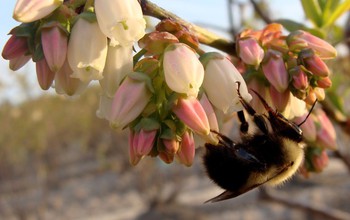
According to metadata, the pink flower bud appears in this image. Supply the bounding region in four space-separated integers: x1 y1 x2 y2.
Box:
269 85 290 112
199 93 219 144
13 0 63 23
287 30 337 59
55 59 89 96
2 35 28 60
158 151 174 164
128 130 142 166
293 113 316 142
36 58 55 90
312 150 329 172
238 38 264 67
129 129 157 166
110 77 152 129
262 49 289 93
304 89 317 105
41 23 68 72
172 97 210 136
303 54 330 77
317 77 332 89
290 66 309 90
177 132 195 166
9 54 31 71
315 109 336 150
163 43 204 97
163 138 180 155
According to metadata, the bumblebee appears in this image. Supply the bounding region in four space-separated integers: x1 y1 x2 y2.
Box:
203 82 314 203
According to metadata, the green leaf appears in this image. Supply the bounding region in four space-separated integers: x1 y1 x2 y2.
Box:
320 0 340 25
300 0 323 27
324 0 350 27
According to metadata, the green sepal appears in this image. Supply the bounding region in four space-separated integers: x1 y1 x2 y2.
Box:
72 11 97 25
127 72 155 93
133 117 160 132
199 52 225 68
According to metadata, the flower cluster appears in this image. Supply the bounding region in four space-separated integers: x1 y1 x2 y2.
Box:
236 23 337 174
104 19 252 166
2 0 146 95
236 24 336 117
2 1 338 170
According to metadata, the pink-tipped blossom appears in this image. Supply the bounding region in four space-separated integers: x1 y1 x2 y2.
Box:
163 138 180 155
13 0 63 23
9 54 31 71
293 113 317 142
269 85 290 112
262 49 289 93
317 77 332 89
41 23 68 72
287 30 337 59
303 53 330 77
172 97 210 136
290 66 309 90
129 129 157 165
177 131 195 166
247 78 271 114
158 151 174 164
315 109 337 150
163 43 204 97
36 58 55 90
2 35 28 60
199 93 219 144
110 77 152 129
238 38 264 67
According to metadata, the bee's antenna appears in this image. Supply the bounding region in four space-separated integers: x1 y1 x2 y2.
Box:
297 99 318 126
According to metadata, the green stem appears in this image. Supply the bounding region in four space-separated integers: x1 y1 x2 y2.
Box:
139 0 236 56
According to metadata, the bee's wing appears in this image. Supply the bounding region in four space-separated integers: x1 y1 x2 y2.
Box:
205 162 293 203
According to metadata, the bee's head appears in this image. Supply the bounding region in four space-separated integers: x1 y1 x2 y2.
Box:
269 111 303 143
249 90 317 143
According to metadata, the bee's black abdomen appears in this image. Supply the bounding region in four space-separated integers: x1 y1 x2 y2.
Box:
203 134 286 193
203 142 251 192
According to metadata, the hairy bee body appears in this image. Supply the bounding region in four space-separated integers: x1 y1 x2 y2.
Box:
203 83 309 203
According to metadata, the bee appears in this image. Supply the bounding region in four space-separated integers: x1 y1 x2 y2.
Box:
203 82 316 203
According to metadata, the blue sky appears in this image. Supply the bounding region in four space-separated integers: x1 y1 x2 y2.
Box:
0 0 304 103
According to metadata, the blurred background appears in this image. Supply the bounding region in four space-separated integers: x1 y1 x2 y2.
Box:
1 0 350 219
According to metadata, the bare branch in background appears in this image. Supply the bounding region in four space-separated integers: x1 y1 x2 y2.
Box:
249 0 272 24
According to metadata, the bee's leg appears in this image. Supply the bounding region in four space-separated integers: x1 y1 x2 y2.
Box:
210 130 235 147
236 81 269 135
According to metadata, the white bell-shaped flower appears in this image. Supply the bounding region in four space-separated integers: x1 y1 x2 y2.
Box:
99 45 133 98
13 0 63 23
201 52 252 114
67 17 107 82
95 0 146 46
163 43 204 98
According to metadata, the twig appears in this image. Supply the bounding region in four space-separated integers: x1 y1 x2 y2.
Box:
249 0 272 24
260 188 350 220
139 0 236 56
